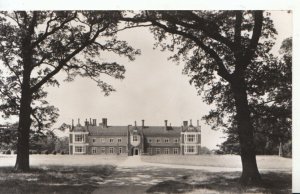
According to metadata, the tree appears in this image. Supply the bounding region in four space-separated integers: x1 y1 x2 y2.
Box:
122 11 277 183
218 37 292 157
0 11 140 171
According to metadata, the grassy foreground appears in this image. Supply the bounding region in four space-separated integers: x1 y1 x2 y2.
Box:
0 165 115 194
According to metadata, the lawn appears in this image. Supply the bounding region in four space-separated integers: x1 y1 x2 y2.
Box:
0 154 292 194
141 155 292 170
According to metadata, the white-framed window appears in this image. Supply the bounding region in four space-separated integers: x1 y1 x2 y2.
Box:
75 146 83 153
156 148 160 154
186 145 196 153
75 134 84 142
101 147 106 154
174 138 179 143
92 147 97 154
187 134 196 143
118 138 122 143
109 138 114 143
92 138 96 143
164 138 169 143
118 147 122 154
133 135 138 142
164 148 169 154
101 138 105 143
173 148 179 154
156 138 161 143
109 147 114 154
148 138 152 143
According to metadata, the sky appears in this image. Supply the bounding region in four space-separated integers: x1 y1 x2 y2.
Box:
0 11 292 150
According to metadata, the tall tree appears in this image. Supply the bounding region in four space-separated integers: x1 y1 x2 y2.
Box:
122 10 277 183
218 37 292 157
0 11 140 171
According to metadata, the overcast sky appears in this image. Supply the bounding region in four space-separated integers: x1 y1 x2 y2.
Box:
0 11 292 149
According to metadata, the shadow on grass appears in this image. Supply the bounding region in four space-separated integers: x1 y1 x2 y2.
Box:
146 171 291 194
0 165 116 194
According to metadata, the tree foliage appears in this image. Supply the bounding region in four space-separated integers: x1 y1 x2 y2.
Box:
0 11 140 171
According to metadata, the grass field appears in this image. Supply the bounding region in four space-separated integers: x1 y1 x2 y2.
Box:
141 155 292 170
0 154 292 194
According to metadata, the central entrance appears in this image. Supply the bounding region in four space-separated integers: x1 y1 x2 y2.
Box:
134 148 139 155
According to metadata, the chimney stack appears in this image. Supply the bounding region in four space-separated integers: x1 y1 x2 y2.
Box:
102 118 107 128
164 120 168 129
142 120 145 128
93 119 97 126
90 118 92 125
134 121 137 127
78 118 80 125
85 119 89 126
183 121 188 127
197 120 199 127
72 119 74 127
190 119 192 126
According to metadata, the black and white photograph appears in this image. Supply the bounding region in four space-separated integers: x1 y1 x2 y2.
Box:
0 1 298 193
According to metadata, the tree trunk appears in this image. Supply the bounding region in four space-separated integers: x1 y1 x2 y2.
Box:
231 78 261 184
14 79 32 171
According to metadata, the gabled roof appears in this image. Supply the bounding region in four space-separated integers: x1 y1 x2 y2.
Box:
141 126 181 137
181 125 201 132
87 126 128 136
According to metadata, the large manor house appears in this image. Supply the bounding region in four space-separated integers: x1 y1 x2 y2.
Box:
69 118 201 156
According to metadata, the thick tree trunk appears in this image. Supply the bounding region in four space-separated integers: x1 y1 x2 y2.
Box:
14 76 32 172
231 78 261 184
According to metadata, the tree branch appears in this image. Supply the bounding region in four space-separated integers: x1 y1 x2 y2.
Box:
30 24 109 93
150 19 232 82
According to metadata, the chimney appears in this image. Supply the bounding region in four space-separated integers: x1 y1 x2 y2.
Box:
85 119 89 126
102 118 107 128
197 120 199 127
134 121 137 127
190 119 193 126
183 121 188 127
90 118 92 125
164 120 168 129
72 119 74 127
142 120 145 128
93 119 97 126
78 118 80 125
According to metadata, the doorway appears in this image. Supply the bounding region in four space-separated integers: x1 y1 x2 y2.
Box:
134 148 139 155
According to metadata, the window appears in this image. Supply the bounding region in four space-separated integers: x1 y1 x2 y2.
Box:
101 138 105 143
101 147 106 154
173 148 179 154
156 148 160 154
75 146 83 153
156 138 161 143
92 138 96 143
148 138 152 143
164 138 169 143
118 138 122 143
92 147 97 154
133 135 138 142
109 147 114 154
109 138 114 143
186 145 196 153
118 147 122 154
174 138 179 143
187 134 196 143
164 148 169 154
75 134 83 142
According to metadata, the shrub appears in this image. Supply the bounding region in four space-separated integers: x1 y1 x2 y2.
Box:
61 151 65 155
13 150 17 154
5 150 11 155
42 150 49 155
52 151 57 155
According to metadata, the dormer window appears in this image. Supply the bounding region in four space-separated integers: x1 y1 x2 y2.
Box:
133 135 138 142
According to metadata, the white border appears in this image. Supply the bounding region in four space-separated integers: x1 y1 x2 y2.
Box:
0 0 298 192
